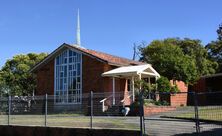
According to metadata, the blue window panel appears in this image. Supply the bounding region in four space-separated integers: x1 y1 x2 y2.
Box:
77 77 80 83
69 65 72 70
69 50 72 57
77 63 80 75
64 66 67 77
72 78 76 89
60 72 63 77
73 71 76 77
56 57 59 65
69 58 72 63
64 58 67 64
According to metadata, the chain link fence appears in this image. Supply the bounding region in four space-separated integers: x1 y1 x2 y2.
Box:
1 91 222 135
0 92 140 131
142 91 222 136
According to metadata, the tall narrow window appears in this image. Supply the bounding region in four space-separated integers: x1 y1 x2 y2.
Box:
55 49 82 104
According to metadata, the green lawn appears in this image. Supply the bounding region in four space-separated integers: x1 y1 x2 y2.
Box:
0 114 139 130
170 106 222 121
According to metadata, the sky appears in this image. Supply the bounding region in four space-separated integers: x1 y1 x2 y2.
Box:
0 0 222 67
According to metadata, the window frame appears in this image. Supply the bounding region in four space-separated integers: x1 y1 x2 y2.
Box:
54 49 82 104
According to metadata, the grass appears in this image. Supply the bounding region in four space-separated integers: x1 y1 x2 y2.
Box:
167 106 222 121
0 114 140 130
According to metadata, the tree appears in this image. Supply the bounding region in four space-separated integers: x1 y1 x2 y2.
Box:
206 23 222 73
217 24 222 41
0 53 48 96
177 38 218 76
0 75 9 96
139 39 198 84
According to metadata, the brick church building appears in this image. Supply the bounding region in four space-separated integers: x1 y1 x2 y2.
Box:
30 43 160 108
30 10 189 113
30 10 161 110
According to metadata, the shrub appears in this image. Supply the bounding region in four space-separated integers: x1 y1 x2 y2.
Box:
156 76 171 92
157 76 179 93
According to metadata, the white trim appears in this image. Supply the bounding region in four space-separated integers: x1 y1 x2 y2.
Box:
139 73 142 90
80 53 82 104
148 76 151 89
137 64 151 73
102 64 160 78
132 76 135 102
140 72 157 76
66 51 69 102
30 44 108 72
112 77 115 105
54 57 56 104
149 66 160 78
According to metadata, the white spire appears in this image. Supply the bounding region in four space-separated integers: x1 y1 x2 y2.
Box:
76 9 81 46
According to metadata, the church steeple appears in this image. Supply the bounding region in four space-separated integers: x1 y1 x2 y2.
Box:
76 9 81 46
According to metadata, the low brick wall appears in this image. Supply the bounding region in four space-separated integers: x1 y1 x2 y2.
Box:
144 106 176 116
170 93 188 106
0 125 140 136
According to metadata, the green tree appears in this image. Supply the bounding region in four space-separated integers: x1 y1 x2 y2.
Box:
206 24 222 72
0 75 9 96
0 53 47 96
177 38 218 76
217 24 222 41
139 39 199 84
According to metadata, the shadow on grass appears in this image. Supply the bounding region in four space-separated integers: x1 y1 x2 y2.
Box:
173 128 222 136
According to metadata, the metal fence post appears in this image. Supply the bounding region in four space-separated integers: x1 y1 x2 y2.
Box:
45 93 47 127
8 95 11 125
139 90 144 136
90 91 93 129
194 92 200 133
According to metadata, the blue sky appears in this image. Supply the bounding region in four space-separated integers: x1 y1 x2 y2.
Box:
0 0 222 67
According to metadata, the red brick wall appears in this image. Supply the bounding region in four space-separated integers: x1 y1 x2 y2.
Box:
36 60 54 95
143 106 176 116
170 93 188 106
82 55 126 94
82 55 106 93
170 80 188 106
170 80 188 92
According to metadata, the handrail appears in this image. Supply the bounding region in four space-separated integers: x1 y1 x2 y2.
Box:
100 94 113 112
99 94 113 103
100 91 133 112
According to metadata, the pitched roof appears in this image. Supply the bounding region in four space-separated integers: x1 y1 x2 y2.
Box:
30 43 144 72
102 64 160 78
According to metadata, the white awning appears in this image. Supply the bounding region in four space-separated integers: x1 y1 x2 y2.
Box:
102 64 160 78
